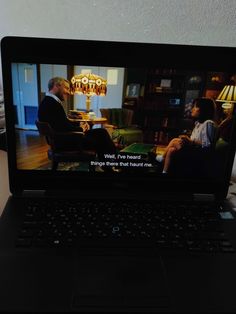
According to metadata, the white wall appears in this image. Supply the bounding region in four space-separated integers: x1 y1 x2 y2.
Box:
0 0 236 86
0 0 236 173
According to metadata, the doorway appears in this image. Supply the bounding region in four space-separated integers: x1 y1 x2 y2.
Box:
11 63 39 130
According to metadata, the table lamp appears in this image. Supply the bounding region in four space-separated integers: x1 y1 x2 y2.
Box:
216 85 236 110
71 73 107 112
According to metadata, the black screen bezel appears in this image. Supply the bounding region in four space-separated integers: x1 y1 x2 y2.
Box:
1 36 236 198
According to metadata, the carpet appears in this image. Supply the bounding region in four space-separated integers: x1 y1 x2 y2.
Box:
36 161 90 171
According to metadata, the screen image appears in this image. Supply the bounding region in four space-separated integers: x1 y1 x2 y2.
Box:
12 62 235 178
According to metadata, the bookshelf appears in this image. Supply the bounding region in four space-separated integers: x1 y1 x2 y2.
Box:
141 68 186 144
122 68 234 145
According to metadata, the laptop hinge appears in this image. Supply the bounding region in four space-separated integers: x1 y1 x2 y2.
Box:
193 193 215 202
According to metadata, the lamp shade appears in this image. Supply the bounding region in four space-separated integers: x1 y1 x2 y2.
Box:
70 73 107 112
71 73 107 97
216 85 236 103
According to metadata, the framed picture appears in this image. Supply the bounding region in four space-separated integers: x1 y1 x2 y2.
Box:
160 79 171 88
127 84 140 97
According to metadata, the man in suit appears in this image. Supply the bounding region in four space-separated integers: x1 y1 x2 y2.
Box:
38 77 117 165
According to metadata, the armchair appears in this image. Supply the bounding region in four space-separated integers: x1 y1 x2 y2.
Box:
35 120 96 171
100 108 143 148
168 125 220 177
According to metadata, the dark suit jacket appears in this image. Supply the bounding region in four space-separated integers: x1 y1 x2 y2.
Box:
38 95 117 156
38 96 83 132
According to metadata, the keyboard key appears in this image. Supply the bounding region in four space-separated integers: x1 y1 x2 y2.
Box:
14 199 235 254
16 238 32 247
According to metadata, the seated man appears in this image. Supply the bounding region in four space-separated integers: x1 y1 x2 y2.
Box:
38 77 117 166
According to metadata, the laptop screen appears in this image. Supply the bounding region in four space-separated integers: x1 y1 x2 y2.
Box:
1 37 236 196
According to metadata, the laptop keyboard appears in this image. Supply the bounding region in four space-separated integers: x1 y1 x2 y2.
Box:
16 199 235 253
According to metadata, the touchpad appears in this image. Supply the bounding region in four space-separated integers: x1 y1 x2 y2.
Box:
71 254 169 310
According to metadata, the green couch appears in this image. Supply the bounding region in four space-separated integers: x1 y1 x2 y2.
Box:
100 108 143 147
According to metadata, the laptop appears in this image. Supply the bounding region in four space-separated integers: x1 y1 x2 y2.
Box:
1 36 236 313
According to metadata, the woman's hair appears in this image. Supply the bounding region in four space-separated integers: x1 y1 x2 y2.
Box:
193 97 216 122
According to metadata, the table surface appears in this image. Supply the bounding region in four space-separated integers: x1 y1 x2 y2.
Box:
68 117 107 124
1 149 236 216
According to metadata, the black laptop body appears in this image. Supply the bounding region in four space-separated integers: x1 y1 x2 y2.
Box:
1 36 236 313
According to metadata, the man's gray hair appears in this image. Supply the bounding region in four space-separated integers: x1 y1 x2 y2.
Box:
48 77 70 91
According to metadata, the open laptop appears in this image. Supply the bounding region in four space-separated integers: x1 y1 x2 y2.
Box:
1 36 236 313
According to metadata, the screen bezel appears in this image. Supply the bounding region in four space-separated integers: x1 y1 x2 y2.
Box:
1 36 236 198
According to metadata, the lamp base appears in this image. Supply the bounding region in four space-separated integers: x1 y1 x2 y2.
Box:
86 96 91 112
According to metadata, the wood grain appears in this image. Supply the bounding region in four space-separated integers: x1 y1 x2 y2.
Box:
16 130 49 169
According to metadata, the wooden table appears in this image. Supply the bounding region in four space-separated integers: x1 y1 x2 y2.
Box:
120 143 167 157
68 117 107 128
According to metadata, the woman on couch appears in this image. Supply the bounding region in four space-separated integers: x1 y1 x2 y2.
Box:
156 97 217 174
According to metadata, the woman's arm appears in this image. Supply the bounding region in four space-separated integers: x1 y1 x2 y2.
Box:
179 135 201 146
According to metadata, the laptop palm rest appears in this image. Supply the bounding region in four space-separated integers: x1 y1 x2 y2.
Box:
0 252 169 311
71 254 169 310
